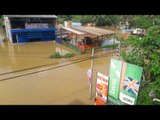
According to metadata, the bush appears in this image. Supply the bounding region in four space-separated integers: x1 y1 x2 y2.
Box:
64 53 74 58
102 44 119 49
119 26 160 105
50 52 62 58
137 81 160 105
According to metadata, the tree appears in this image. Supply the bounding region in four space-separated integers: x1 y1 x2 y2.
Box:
57 15 124 26
119 26 160 105
0 15 3 26
57 15 72 24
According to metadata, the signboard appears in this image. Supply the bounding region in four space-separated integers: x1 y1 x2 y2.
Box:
72 22 82 27
119 62 143 105
95 99 106 105
25 23 49 29
108 58 143 105
95 72 109 104
108 59 122 99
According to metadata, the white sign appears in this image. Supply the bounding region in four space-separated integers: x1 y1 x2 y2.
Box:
25 23 49 29
119 92 135 105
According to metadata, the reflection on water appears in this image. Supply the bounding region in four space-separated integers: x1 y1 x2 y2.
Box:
0 40 77 73
56 47 70 56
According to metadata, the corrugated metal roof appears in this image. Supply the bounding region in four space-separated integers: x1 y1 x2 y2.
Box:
4 15 57 18
72 26 101 36
73 26 116 36
62 27 86 35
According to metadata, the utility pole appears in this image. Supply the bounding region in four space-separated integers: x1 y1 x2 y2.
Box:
117 42 121 60
90 48 94 99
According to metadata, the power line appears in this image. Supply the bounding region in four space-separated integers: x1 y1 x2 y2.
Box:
0 54 90 76
0 54 49 58
0 50 114 76
0 54 111 82
0 50 57 54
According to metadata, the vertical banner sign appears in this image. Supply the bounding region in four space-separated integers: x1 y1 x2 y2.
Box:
108 59 122 103
108 58 143 105
119 62 143 105
95 72 109 104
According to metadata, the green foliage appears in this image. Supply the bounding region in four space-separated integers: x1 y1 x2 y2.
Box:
58 15 72 23
137 81 160 105
50 52 62 58
102 44 119 49
64 53 74 58
0 15 3 26
58 15 125 26
130 15 153 29
120 26 160 104
57 15 160 28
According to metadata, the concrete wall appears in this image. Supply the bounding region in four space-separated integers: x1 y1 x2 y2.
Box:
4 17 12 43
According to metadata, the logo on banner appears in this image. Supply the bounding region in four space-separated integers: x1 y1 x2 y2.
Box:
119 92 135 105
123 77 140 96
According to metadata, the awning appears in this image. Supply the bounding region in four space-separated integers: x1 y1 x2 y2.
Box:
72 26 116 36
4 15 57 18
62 27 87 35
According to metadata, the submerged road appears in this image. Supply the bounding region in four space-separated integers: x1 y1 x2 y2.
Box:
0 38 116 105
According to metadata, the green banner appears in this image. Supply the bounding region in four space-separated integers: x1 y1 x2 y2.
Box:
108 58 122 99
108 59 143 105
119 62 143 105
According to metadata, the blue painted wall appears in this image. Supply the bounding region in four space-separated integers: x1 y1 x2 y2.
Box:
11 28 57 43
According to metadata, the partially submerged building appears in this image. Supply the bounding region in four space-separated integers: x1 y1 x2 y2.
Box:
58 26 116 53
4 15 57 43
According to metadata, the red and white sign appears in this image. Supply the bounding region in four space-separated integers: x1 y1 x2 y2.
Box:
95 99 105 105
95 72 109 104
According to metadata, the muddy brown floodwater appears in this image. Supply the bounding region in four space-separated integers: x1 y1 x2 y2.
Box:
0 29 116 105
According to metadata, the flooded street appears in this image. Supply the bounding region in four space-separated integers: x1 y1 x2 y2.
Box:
0 29 116 105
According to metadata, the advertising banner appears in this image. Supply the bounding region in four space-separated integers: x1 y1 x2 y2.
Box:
119 62 143 105
95 72 109 104
108 58 143 105
95 99 106 105
108 59 122 99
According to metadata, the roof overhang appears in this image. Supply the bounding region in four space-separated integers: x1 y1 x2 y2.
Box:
4 15 57 18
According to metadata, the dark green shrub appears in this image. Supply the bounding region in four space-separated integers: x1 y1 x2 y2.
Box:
102 44 119 49
50 52 62 58
64 53 74 58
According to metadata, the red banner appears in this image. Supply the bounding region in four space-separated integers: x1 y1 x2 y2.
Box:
95 72 109 104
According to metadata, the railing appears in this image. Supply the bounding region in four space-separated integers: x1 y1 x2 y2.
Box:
63 41 83 54
84 44 119 54
63 40 119 54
